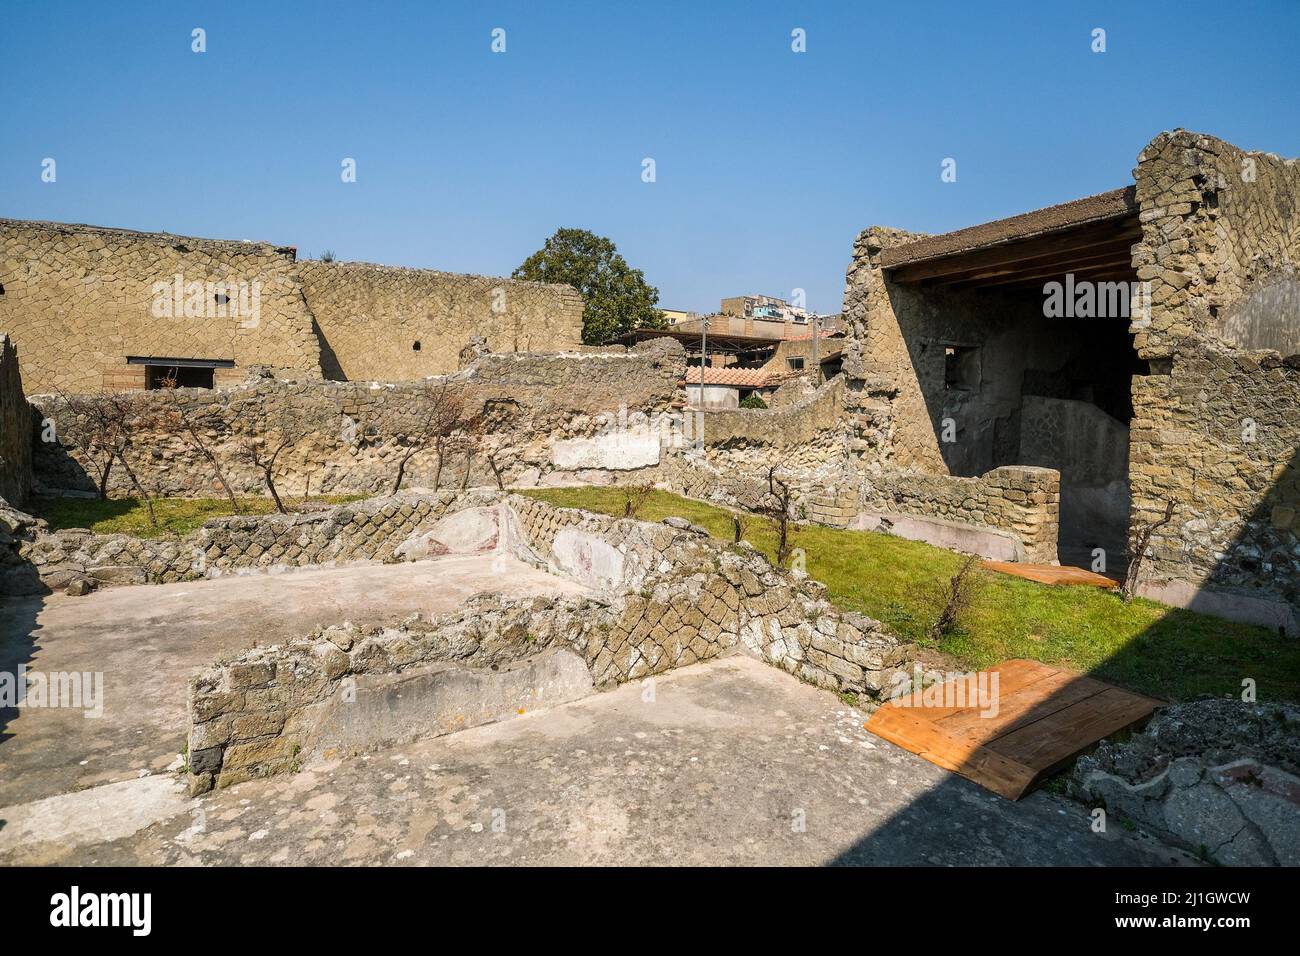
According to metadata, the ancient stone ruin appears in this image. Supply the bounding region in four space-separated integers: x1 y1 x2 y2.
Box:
0 126 1296 869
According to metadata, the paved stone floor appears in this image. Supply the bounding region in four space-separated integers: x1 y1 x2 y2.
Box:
0 556 589 807
0 655 1192 866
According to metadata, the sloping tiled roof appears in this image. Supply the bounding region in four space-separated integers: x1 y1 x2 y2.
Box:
684 366 778 388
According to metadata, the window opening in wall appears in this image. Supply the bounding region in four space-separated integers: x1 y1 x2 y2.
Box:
145 365 213 389
129 356 232 390
412 341 422 351
214 292 230 306
787 357 805 371
944 345 981 391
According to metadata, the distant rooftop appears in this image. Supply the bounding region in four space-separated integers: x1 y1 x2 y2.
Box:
684 366 781 388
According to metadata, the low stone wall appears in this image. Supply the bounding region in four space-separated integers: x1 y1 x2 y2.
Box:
0 335 33 508
859 465 1061 563
185 491 911 791
21 491 495 593
1071 699 1300 866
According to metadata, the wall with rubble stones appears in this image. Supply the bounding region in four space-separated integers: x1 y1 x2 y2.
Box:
1071 699 1300 866
31 341 686 499
0 219 324 395
1127 131 1300 626
0 335 33 507
183 491 909 790
297 259 584 381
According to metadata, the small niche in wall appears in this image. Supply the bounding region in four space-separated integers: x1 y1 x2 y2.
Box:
0 282 5 295
412 341 422 351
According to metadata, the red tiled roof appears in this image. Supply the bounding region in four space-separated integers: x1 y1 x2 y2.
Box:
684 366 777 388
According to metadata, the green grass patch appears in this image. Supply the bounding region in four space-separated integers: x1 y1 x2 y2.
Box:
31 494 367 539
521 486 1300 703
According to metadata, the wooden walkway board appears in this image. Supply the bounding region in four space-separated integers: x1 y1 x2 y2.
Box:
865 659 1160 800
981 560 1119 588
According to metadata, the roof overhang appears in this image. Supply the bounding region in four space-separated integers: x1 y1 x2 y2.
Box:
882 187 1141 291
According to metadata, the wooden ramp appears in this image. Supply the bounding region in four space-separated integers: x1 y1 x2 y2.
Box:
865 659 1160 799
981 560 1119 588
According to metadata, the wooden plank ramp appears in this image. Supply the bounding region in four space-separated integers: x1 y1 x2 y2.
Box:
980 560 1119 588
865 659 1161 799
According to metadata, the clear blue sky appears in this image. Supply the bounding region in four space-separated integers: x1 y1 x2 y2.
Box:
3 1 1297 315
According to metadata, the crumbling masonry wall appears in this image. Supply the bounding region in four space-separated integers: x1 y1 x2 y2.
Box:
1127 131 1300 624
19 490 477 593
656 376 852 512
31 343 685 499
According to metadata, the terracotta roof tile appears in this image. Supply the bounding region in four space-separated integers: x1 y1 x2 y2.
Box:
684 366 777 387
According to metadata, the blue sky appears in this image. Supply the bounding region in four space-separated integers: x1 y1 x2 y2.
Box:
2 1 1297 315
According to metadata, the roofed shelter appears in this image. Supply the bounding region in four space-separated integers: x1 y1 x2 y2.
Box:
842 131 1300 632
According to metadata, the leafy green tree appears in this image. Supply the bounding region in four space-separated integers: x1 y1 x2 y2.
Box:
513 228 665 344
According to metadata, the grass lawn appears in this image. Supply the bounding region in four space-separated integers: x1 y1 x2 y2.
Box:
522 486 1300 704
31 494 367 539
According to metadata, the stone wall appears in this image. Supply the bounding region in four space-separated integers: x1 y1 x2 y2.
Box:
0 217 586 395
0 219 323 395
297 259 583 381
656 377 853 513
183 491 910 790
31 341 686 499
859 465 1061 563
1127 131 1300 624
20 490 480 594
0 335 33 507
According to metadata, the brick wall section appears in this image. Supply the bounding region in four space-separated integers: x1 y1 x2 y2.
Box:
861 466 1061 563
0 336 33 507
297 259 584 380
0 219 322 394
182 492 910 790
1128 131 1300 610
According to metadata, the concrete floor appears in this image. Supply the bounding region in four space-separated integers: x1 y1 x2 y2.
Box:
0 556 589 807
0 655 1188 866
